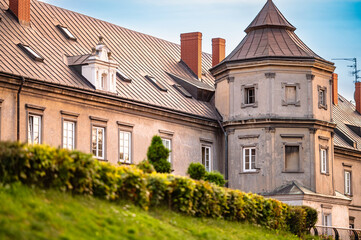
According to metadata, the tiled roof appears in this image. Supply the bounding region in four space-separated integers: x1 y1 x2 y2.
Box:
0 0 217 119
224 0 323 63
333 95 361 150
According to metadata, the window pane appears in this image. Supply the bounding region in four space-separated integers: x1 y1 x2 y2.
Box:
92 128 97 155
285 146 300 172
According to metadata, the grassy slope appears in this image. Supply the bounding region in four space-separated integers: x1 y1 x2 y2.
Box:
0 184 301 240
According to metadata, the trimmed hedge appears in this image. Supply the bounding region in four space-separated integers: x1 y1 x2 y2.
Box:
0 142 316 236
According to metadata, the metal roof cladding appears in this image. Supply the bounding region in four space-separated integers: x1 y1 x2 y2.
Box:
0 0 217 119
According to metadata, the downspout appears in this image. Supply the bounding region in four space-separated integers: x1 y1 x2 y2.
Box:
17 77 26 141
217 119 228 187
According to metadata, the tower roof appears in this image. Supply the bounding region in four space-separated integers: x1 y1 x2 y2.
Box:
222 0 326 64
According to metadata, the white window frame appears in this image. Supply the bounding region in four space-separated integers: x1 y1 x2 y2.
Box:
323 213 332 235
119 130 132 164
28 114 42 144
202 145 212 172
162 138 172 163
245 87 255 104
63 121 75 150
345 171 351 195
92 126 105 160
321 148 328 174
243 147 256 172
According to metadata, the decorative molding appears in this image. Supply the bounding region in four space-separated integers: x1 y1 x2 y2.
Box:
280 134 304 139
265 72 276 78
321 204 333 209
342 163 352 168
238 134 260 139
318 136 330 141
117 121 134 128
227 76 235 83
265 127 276 133
158 129 174 136
306 74 315 80
227 128 235 135
309 128 317 134
25 104 46 111
89 116 108 122
200 137 213 144
60 110 80 117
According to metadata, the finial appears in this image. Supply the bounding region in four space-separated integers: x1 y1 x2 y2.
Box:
98 36 104 44
107 51 112 59
91 47 96 55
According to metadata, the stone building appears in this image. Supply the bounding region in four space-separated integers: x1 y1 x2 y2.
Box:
0 0 360 230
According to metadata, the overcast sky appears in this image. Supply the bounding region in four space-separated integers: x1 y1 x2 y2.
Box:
43 0 361 101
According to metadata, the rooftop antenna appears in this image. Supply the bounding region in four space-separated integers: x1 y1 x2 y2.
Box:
332 58 360 83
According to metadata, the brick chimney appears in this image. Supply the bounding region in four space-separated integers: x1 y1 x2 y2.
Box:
180 32 202 79
212 38 225 67
9 0 31 26
332 73 338 105
355 82 361 114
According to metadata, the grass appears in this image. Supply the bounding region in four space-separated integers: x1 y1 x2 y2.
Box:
0 184 304 240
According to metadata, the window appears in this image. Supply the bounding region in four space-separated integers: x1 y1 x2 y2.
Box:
173 84 192 98
285 86 297 103
321 149 328 174
18 44 44 62
245 87 255 104
92 126 105 159
28 115 41 144
243 147 256 172
162 138 172 163
145 75 167 92
119 131 131 163
63 121 75 150
318 86 327 109
101 74 107 90
323 214 332 235
202 145 211 172
285 146 300 172
116 69 132 83
282 83 301 106
56 25 77 41
345 171 351 195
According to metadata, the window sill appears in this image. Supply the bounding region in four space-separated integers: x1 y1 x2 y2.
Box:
97 159 108 162
239 170 259 174
345 194 353 197
320 172 330 176
318 104 328 110
241 103 258 109
118 162 132 165
282 171 304 174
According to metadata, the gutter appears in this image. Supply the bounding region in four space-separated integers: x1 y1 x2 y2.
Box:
17 77 26 141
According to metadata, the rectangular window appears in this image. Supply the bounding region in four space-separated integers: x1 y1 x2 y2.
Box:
323 214 332 235
321 149 328 174
162 138 172 163
63 121 75 150
285 146 300 172
243 147 256 172
319 89 326 106
92 126 105 159
28 115 41 144
119 131 131 163
345 171 351 195
245 87 255 104
318 86 327 109
202 146 211 172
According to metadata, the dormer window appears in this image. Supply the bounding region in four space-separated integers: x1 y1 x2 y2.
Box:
101 74 107 90
145 75 167 92
117 69 132 83
18 44 44 62
57 25 77 41
173 84 192 98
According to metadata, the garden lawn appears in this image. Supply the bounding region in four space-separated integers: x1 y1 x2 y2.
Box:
0 184 302 240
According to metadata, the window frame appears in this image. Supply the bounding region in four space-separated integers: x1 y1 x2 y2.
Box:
162 138 172 163
283 143 302 173
345 170 352 196
201 145 212 172
241 84 258 108
91 126 105 160
318 85 328 110
28 114 42 144
242 146 257 172
62 120 76 150
18 44 44 62
119 130 132 164
281 82 301 106
0 99 3 141
56 25 77 41
320 148 328 174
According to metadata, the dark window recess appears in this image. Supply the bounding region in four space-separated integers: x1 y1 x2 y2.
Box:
145 75 167 92
116 69 132 83
245 87 255 104
173 84 192 98
18 44 44 62
56 25 77 41
285 146 300 172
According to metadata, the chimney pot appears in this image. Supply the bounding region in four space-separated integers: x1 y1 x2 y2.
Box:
355 82 361 114
212 38 226 67
9 0 31 26
332 73 338 105
180 32 202 79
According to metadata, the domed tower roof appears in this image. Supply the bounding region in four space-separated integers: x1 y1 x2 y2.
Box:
222 0 325 63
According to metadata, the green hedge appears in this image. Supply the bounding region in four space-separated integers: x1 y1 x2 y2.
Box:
0 142 317 235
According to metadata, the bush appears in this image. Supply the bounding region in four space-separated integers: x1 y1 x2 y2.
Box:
187 163 206 180
204 171 226 186
146 136 171 173
0 141 317 234
137 160 156 174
